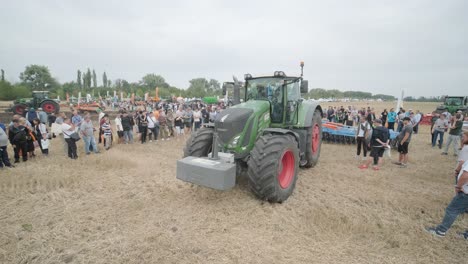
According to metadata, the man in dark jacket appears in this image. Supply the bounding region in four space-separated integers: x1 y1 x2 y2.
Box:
359 119 390 170
9 119 28 163
121 112 134 144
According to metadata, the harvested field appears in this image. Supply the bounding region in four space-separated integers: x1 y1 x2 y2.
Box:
0 102 466 263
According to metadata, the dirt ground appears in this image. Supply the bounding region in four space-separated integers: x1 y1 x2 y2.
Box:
0 102 467 264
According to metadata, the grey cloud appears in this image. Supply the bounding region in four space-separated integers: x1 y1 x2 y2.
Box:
0 0 467 97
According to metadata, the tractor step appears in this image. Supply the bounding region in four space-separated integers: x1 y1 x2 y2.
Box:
176 156 236 191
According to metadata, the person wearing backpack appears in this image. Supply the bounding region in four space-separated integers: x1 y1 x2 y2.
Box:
355 115 371 160
8 118 28 163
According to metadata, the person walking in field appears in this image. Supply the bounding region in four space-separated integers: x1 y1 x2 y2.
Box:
425 159 468 240
0 123 13 168
114 113 124 144
147 111 159 142
137 111 148 144
442 113 463 156
121 112 134 144
101 117 112 150
355 115 371 160
158 109 170 141
32 118 48 155
61 118 78 159
358 119 389 170
394 117 413 168
80 114 99 155
9 118 28 163
432 113 449 149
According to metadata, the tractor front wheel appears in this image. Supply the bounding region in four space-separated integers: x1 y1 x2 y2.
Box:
247 134 299 203
40 100 60 114
183 127 214 157
302 110 322 168
12 104 28 115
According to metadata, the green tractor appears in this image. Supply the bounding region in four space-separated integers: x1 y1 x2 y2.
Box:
436 96 468 114
177 62 323 203
10 91 60 115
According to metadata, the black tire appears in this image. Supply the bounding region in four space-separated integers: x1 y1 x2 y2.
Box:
247 134 299 203
40 100 60 114
302 110 322 168
183 127 214 157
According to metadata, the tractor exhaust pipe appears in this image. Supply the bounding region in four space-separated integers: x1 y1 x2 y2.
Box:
210 131 220 160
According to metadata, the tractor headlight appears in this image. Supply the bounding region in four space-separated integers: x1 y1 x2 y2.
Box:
229 135 241 148
244 73 252 80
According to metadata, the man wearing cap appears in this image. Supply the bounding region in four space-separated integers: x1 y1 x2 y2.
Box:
394 117 413 168
37 108 48 125
358 119 389 170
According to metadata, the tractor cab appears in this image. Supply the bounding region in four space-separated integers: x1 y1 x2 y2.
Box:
32 91 50 106
445 97 464 106
243 71 308 125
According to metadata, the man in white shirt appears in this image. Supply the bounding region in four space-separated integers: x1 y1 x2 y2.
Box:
115 113 124 144
412 110 422 134
62 118 78 159
355 116 371 160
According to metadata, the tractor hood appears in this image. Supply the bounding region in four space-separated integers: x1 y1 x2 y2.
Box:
214 100 270 151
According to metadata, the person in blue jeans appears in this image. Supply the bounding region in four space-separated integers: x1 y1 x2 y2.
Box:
425 160 468 240
80 114 99 154
431 114 449 148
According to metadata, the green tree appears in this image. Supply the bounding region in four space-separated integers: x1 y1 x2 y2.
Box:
1 69 4 81
186 78 210 98
208 79 221 95
82 74 86 89
103 72 108 88
77 70 82 88
92 69 97 88
140 74 169 89
85 68 92 89
19 64 58 91
0 81 31 100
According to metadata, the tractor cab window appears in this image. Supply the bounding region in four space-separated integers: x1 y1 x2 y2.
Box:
446 97 462 106
286 81 300 101
245 78 285 123
246 78 283 102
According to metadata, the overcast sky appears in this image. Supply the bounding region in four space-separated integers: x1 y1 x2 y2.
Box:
1 0 467 97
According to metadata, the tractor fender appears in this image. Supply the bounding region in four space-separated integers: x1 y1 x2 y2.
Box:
262 128 301 147
298 101 323 127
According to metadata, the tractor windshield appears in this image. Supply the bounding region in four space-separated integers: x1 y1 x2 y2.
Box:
445 97 462 106
245 78 284 102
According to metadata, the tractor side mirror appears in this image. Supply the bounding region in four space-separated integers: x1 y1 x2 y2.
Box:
222 83 227 96
300 80 308 93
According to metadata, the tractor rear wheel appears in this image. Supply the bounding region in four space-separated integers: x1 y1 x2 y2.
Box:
302 110 322 168
247 134 299 203
12 104 28 115
183 127 214 157
40 100 60 114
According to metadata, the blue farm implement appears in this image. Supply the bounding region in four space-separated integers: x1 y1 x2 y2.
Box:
322 121 399 147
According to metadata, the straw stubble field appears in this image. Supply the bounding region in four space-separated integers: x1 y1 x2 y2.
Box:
0 102 467 263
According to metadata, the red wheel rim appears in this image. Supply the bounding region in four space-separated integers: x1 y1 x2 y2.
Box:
42 102 56 113
312 123 320 154
278 150 295 189
15 105 26 115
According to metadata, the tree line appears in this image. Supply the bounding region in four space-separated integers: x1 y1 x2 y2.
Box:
0 65 444 102
0 65 222 100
